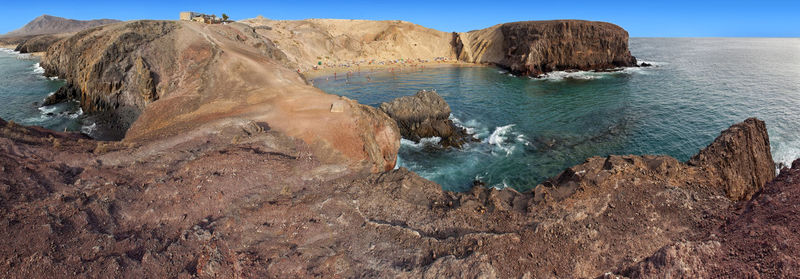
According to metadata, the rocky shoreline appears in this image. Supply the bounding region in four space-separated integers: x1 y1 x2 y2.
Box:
1 115 794 277
0 16 797 278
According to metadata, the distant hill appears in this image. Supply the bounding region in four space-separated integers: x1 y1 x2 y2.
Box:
1 14 120 37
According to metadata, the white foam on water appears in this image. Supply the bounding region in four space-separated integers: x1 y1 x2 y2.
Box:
0 48 20 55
486 124 517 156
637 60 669 66
400 137 442 149
516 133 531 146
68 108 84 119
81 122 97 135
32 63 45 74
538 70 605 81
773 140 800 169
450 115 480 135
38 105 59 114
487 124 514 145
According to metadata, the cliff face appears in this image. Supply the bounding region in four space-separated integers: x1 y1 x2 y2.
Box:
235 18 635 76
456 20 637 76
13 34 67 53
41 20 399 172
239 18 458 69
41 21 177 137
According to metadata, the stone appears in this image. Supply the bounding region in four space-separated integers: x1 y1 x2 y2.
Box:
688 117 775 200
379 90 475 148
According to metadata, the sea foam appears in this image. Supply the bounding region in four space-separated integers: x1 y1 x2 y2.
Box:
487 124 517 156
32 63 45 74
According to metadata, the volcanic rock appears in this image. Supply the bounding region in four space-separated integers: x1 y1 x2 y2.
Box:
455 20 637 76
688 117 774 200
13 34 66 53
621 158 800 278
379 90 474 148
1 111 781 278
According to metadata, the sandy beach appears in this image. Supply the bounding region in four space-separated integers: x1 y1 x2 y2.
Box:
300 60 485 80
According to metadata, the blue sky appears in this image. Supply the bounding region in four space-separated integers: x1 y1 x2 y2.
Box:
2 0 799 37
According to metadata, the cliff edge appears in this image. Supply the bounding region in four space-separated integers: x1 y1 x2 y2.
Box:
41 20 399 172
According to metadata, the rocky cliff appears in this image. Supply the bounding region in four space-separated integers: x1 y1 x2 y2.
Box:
41 20 399 172
0 112 782 277
13 34 67 53
236 18 636 76
456 20 637 76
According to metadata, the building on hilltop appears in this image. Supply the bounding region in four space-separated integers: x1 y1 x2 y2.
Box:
179 11 225 24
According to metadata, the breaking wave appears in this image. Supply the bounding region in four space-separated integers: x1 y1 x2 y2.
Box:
32 63 45 74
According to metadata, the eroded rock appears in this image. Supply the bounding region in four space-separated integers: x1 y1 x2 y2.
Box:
379 90 475 148
456 20 638 76
689 117 775 200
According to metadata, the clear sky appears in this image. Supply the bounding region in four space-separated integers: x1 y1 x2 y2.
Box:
2 0 799 37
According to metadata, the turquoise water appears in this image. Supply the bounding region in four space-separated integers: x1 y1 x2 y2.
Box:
0 48 85 133
315 38 800 192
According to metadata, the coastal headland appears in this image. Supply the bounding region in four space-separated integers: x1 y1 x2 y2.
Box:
0 15 796 278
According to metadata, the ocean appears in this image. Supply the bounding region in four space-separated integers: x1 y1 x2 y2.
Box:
314 38 800 191
0 48 87 134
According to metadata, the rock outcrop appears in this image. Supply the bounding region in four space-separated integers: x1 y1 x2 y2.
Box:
13 34 66 53
688 118 775 200
455 20 637 76
379 90 474 148
41 20 399 172
0 113 784 277
620 158 800 278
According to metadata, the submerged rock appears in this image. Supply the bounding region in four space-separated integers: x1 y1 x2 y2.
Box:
379 90 475 148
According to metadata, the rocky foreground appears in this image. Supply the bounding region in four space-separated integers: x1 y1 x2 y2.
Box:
2 114 796 278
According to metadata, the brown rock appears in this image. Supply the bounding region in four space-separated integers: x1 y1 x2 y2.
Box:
379 90 475 148
622 158 800 278
42 20 399 172
688 117 775 200
13 34 65 53
0 107 784 278
456 20 637 76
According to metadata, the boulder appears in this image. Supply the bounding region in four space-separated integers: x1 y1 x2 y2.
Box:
379 90 474 148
